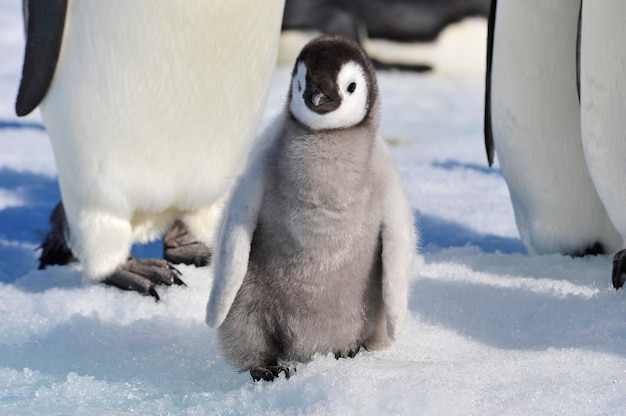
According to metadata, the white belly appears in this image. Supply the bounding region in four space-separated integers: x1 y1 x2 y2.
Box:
41 0 284 216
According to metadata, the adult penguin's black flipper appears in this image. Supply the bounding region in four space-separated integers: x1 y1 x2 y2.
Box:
484 0 497 167
576 1 582 102
15 0 68 117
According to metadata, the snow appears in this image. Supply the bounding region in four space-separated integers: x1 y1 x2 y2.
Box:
2 1 626 414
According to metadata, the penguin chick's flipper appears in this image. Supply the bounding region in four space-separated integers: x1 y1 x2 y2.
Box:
612 250 626 289
104 258 186 301
250 366 291 382
162 220 211 267
39 201 75 269
16 0 68 116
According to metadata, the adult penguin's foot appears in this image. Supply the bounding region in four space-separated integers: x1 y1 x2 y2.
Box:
162 220 211 267
612 249 626 289
104 257 186 301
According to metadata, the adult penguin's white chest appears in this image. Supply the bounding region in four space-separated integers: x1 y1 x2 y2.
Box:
40 0 283 217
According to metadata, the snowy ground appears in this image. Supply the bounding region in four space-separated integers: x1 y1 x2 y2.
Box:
2 2 626 415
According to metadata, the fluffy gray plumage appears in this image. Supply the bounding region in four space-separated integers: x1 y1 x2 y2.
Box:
206 35 416 378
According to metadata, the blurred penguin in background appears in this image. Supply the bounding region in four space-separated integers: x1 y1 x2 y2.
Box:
280 0 490 74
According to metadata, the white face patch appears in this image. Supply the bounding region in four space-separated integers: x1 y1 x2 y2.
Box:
289 61 369 130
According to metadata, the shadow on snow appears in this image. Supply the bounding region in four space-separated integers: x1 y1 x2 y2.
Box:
0 119 46 132
431 159 503 177
417 210 526 255
0 168 161 283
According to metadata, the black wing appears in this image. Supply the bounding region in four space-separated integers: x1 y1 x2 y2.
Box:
15 0 68 117
576 0 582 103
483 0 497 167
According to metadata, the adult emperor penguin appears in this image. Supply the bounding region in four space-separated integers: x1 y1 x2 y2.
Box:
205 35 416 381
485 0 623 257
579 1 626 288
15 0 286 299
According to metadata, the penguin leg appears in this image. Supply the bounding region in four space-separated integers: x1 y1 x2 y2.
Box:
611 250 626 289
39 201 75 269
53 205 185 300
37 202 203 271
39 203 187 299
175 203 224 265
216 317 287 381
162 220 211 267
216 285 288 379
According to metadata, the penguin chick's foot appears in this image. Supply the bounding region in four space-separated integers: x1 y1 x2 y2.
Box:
612 249 626 289
334 345 361 359
103 257 186 301
250 366 291 382
162 220 211 267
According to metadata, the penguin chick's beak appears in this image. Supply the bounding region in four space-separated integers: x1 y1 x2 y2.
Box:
309 88 332 107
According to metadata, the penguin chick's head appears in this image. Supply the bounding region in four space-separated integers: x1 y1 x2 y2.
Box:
289 35 378 131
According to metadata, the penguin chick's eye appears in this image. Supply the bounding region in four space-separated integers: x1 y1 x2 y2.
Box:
347 82 357 94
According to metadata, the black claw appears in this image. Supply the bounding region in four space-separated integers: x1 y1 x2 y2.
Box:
103 257 186 299
250 366 290 382
148 286 161 302
124 258 184 286
166 264 186 286
335 345 361 360
104 272 161 302
250 368 275 382
612 249 626 290
173 275 186 286
347 346 360 358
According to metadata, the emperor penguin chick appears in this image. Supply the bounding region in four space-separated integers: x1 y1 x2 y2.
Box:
206 35 416 381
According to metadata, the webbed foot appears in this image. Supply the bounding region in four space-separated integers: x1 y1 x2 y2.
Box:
163 220 211 267
612 249 626 289
104 257 186 301
572 241 605 257
250 365 291 382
